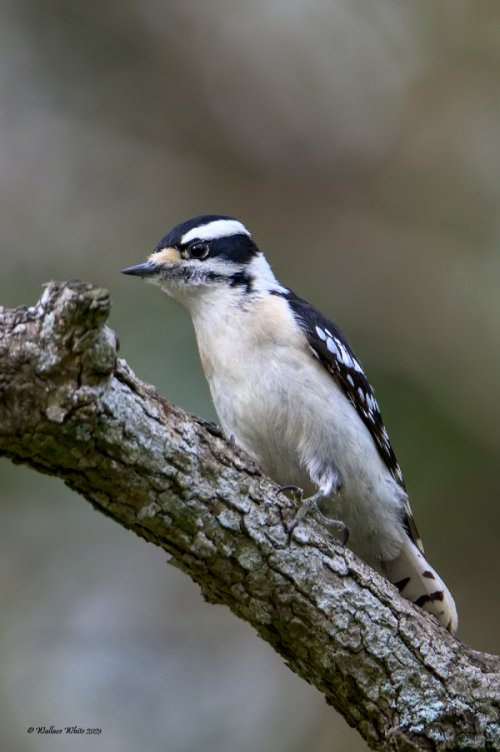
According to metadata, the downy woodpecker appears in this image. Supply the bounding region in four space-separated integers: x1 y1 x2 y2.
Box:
122 214 458 633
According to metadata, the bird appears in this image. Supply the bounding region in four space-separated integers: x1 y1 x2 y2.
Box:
122 214 458 633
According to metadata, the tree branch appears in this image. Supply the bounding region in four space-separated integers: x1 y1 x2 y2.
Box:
0 282 498 751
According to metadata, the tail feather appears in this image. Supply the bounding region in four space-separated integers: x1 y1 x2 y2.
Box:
383 536 458 634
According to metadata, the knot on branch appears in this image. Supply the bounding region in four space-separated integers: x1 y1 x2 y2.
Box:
38 281 116 376
0 281 117 428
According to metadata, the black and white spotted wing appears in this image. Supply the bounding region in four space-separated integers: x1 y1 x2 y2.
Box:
281 290 405 488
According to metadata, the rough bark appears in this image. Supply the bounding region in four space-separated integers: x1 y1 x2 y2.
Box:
0 281 498 751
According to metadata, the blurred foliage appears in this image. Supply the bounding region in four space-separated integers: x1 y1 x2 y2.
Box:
0 2 499 751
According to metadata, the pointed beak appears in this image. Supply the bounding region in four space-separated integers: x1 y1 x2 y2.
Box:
121 261 158 278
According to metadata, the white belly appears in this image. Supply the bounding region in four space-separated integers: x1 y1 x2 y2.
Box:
190 293 407 566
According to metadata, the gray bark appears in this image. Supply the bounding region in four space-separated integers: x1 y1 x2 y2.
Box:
0 281 498 751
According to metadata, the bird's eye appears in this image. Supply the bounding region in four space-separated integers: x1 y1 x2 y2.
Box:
188 241 209 260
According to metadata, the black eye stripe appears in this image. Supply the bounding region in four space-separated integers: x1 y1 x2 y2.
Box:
179 235 259 264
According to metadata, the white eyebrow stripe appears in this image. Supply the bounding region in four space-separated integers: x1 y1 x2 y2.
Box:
181 219 251 245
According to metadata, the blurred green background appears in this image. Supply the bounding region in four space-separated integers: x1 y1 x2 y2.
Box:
1 2 499 751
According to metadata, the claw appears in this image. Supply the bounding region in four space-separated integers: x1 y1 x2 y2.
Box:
318 515 349 545
341 522 349 545
277 484 303 501
286 512 305 543
277 485 304 542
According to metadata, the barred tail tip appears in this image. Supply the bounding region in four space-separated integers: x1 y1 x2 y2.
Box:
384 538 458 634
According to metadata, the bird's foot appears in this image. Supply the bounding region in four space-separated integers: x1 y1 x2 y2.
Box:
277 483 349 545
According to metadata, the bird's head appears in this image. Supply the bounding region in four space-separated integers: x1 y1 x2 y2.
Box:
122 215 284 306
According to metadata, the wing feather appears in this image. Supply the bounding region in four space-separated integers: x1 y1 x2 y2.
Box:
279 290 424 551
